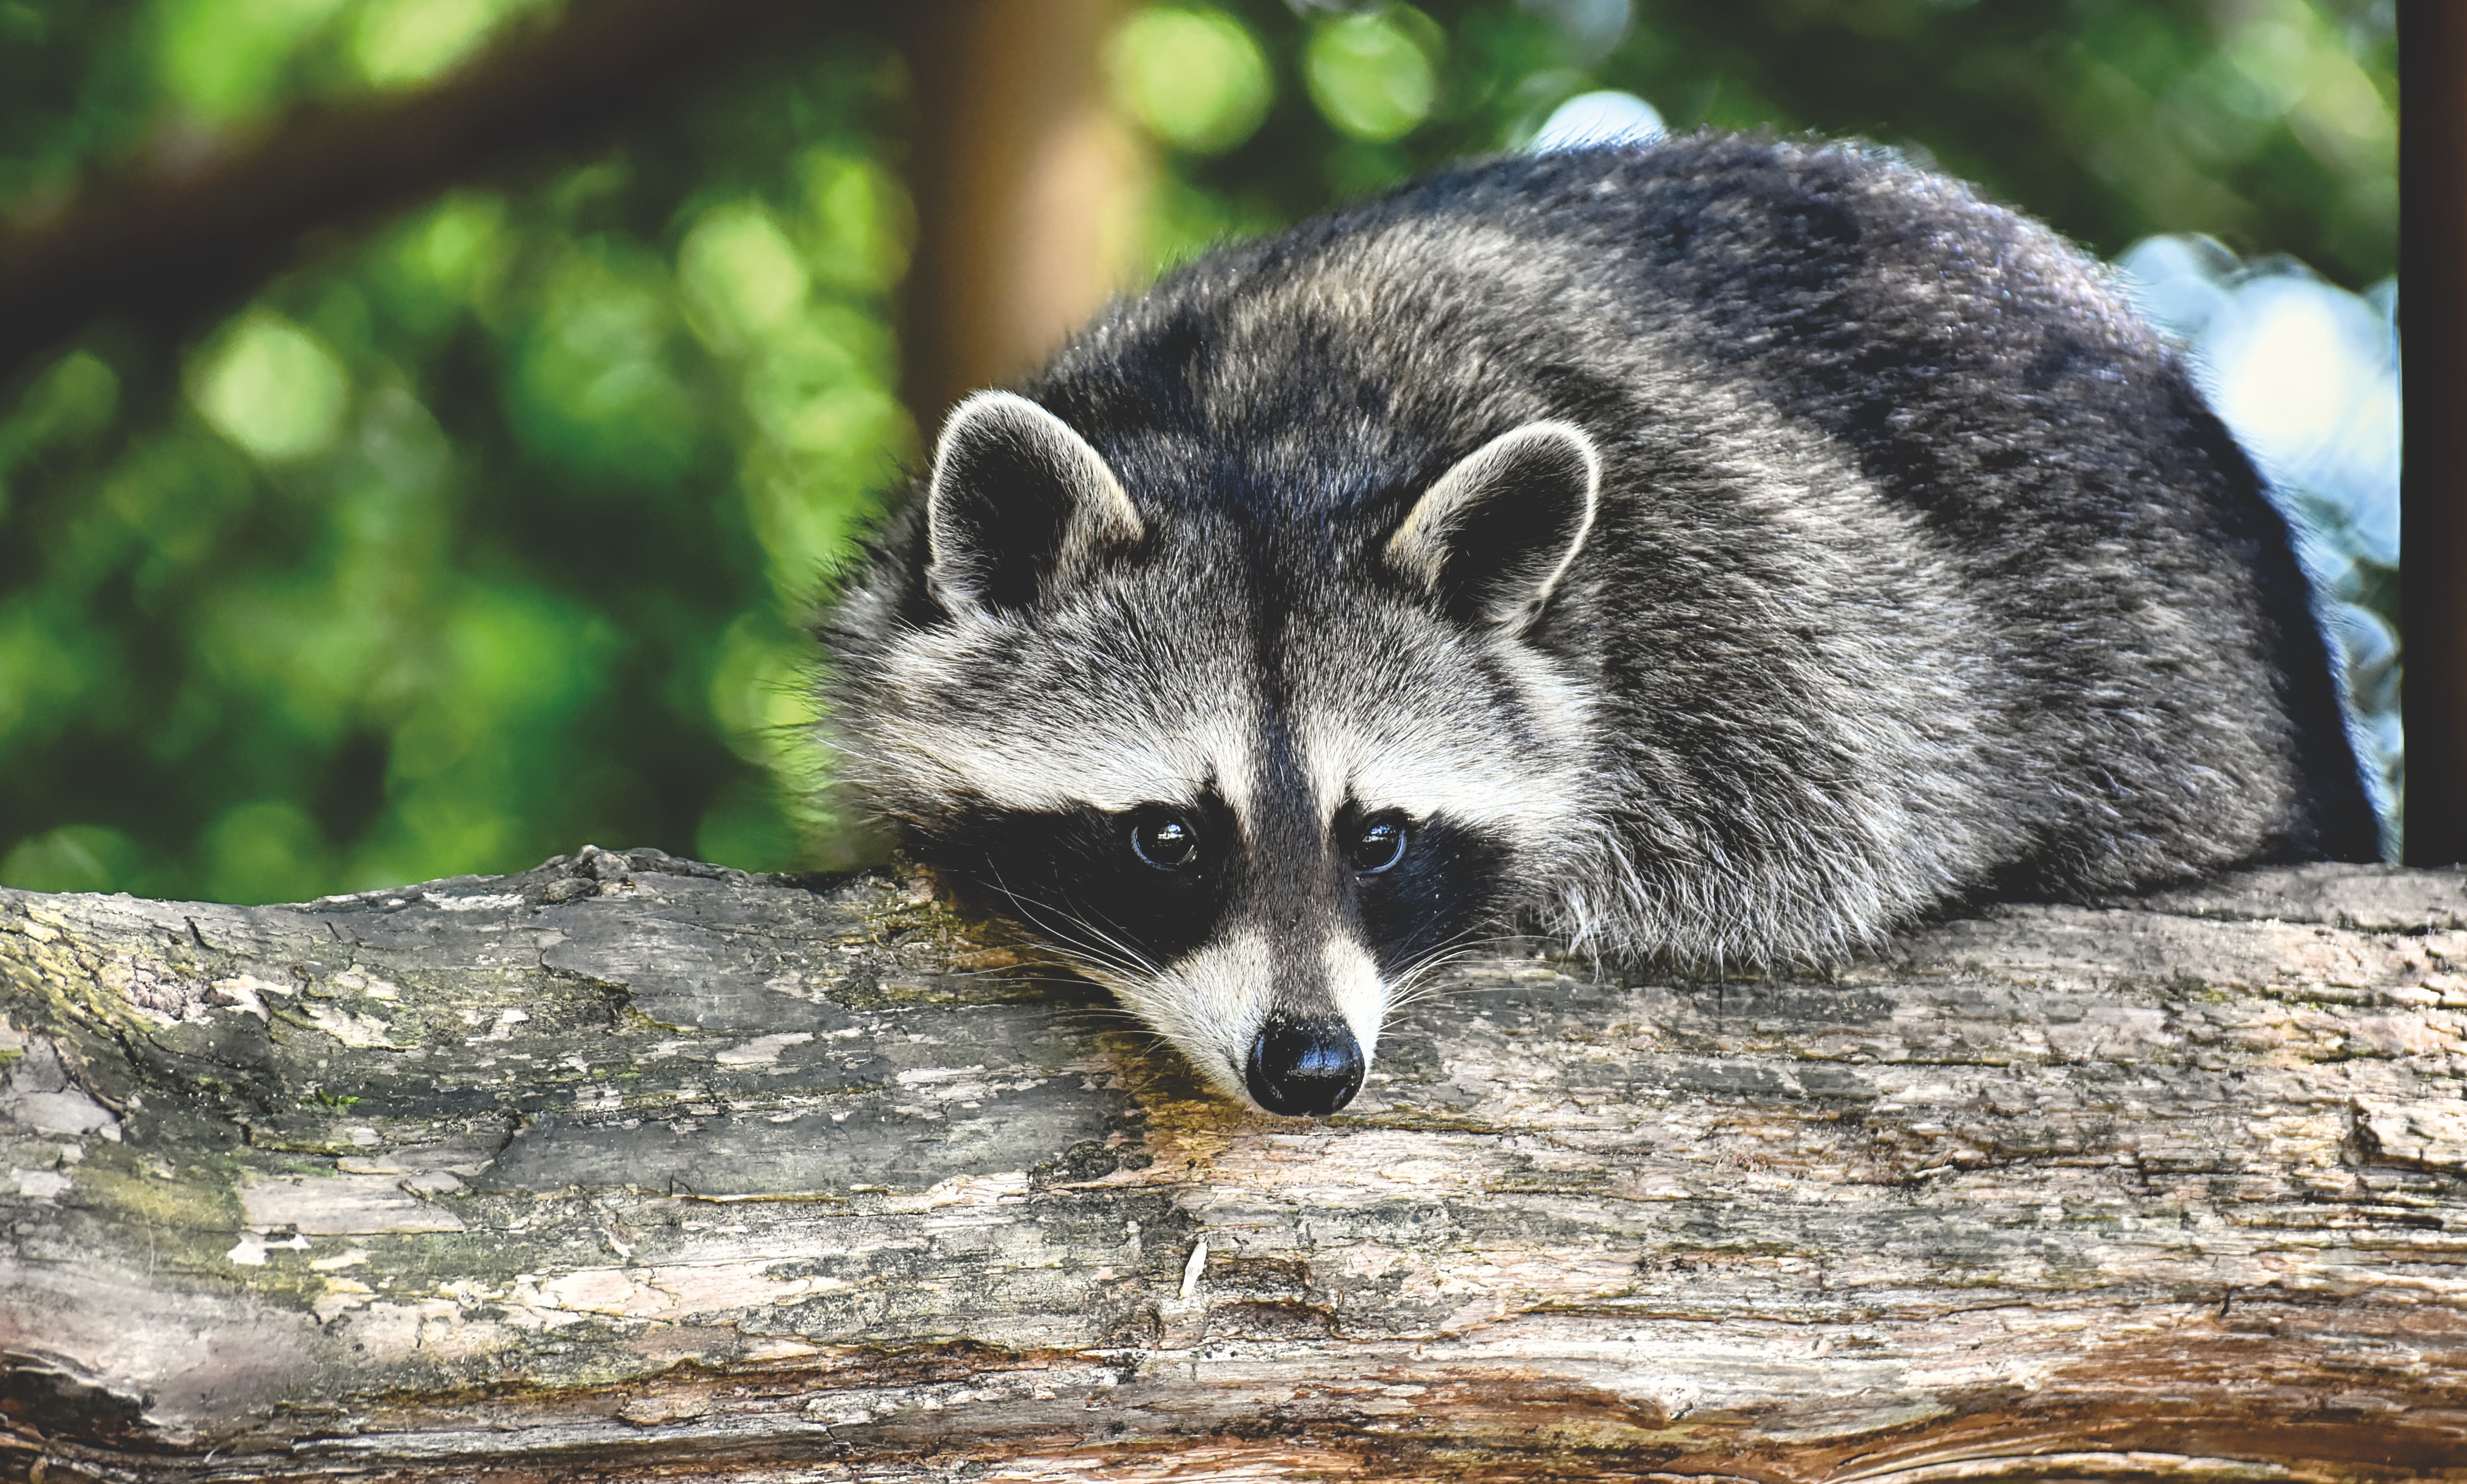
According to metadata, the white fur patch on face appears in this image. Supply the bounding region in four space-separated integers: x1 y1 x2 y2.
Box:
1288 620 1592 854
1112 927 1271 1101
871 611 1265 819
1323 934 1385 1060
1104 927 1390 1110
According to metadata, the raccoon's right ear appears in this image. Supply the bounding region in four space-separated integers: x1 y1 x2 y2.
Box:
924 391 1144 613
1385 421 1601 632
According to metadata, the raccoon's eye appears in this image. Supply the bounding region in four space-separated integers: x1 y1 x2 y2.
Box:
1348 814 1409 874
1129 813 1199 871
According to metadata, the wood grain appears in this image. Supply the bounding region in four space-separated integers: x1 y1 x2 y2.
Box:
3 849 2462 1481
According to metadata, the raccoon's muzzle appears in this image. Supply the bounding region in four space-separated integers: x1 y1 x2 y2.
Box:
1246 1014 1364 1116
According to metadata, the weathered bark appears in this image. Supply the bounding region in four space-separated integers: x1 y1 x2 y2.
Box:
2 849 2463 1481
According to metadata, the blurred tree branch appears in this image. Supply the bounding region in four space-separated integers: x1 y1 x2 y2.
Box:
0 0 897 390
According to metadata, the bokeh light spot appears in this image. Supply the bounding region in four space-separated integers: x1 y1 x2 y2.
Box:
1306 8 1440 143
2118 233 2403 849
709 612 823 769
155 0 348 122
353 0 508 87
1107 7 1273 155
9 352 122 454
192 314 350 462
412 195 509 302
508 247 700 479
798 152 917 292
680 202 812 349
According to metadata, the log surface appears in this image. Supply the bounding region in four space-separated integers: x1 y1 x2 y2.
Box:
2 848 2464 1481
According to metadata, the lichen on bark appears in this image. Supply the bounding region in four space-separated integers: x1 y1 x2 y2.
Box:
3 848 2464 1481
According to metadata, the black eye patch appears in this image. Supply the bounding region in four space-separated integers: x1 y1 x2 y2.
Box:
1344 810 1513 978
913 792 1241 972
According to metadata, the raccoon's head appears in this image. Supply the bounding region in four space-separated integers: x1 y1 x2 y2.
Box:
837 391 1599 1116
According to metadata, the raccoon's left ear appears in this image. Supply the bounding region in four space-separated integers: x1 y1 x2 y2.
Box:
1385 421 1600 631
925 391 1144 613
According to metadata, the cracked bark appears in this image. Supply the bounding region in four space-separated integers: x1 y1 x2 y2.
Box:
1 849 2464 1482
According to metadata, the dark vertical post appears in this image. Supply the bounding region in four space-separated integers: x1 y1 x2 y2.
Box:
900 0 1143 433
2402 1 2467 864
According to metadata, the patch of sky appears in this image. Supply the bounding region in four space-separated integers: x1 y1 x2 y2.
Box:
2118 233 2402 852
1530 89 1664 151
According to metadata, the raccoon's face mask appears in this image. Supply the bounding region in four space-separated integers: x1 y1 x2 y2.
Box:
873 391 1600 1116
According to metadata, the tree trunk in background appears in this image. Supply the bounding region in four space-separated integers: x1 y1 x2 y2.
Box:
900 0 1146 429
3 850 2465 1481
2403 0 2466 867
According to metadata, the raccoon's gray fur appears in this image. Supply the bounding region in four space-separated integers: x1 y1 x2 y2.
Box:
821 135 2376 1117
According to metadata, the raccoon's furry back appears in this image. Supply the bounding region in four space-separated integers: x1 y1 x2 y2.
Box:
825 134 2376 971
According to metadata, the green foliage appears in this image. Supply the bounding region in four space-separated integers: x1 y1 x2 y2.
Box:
1305 7 1445 143
1 28 910 900
0 0 2398 902
1107 8 1274 154
0 0 558 213
1117 0 2392 288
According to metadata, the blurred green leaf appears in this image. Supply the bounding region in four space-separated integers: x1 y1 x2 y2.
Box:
202 798 330 904
1109 7 1274 154
0 824 142 895
1306 7 1443 143
154 0 350 122
191 314 351 462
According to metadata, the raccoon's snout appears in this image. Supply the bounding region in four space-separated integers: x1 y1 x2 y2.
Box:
1245 1015 1364 1117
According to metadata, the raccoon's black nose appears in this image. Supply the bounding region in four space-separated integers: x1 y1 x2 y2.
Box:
1245 1017 1364 1117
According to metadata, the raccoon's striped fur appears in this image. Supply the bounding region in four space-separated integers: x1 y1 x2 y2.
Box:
820 135 2376 1117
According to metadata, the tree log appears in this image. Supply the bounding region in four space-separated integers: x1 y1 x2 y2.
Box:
2 849 2464 1481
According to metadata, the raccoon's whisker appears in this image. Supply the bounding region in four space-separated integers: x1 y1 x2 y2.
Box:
1381 926 1531 1014
977 868 1167 984
1386 925 1514 984
1040 916 1165 985
1385 959 1488 1012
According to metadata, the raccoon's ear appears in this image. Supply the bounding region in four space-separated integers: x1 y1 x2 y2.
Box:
1385 421 1600 631
925 391 1144 613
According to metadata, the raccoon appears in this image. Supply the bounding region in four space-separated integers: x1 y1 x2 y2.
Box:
821 134 2376 1118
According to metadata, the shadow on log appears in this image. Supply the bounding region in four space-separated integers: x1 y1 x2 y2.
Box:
2 850 2464 1481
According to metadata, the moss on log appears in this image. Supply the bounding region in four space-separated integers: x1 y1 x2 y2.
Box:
2 847 2464 1481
